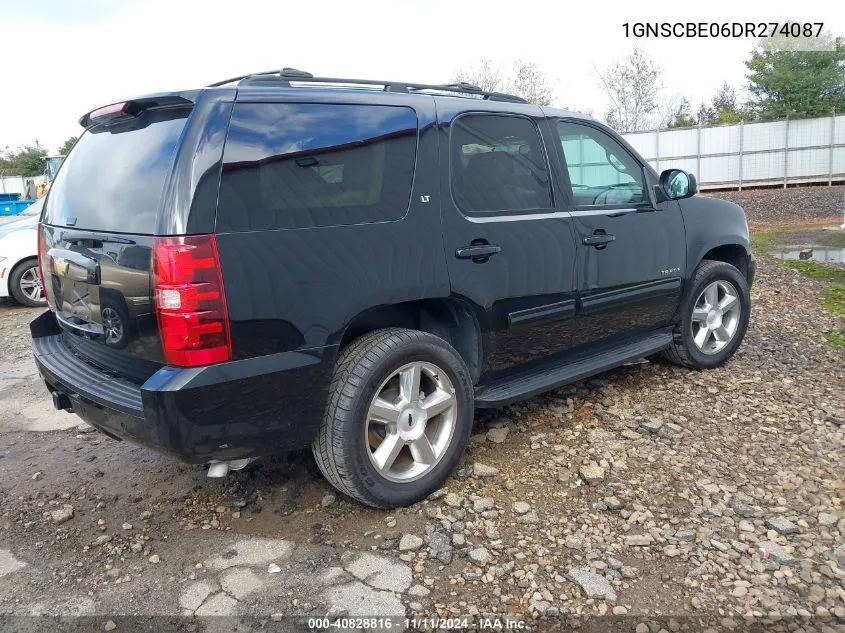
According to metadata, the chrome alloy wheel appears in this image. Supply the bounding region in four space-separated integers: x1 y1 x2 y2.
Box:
102 307 124 344
19 266 43 302
365 361 458 483
691 280 742 354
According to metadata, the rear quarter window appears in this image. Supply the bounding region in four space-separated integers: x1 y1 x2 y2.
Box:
217 103 418 231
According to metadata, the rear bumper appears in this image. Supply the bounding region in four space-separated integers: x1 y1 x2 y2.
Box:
31 311 335 463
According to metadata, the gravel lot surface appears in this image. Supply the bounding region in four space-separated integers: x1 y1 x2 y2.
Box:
709 185 845 228
0 227 844 630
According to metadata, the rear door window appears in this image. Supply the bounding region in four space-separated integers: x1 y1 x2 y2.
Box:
43 108 190 234
217 103 418 231
450 114 552 214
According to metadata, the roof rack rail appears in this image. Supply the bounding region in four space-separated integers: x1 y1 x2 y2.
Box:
207 67 313 87
207 69 528 103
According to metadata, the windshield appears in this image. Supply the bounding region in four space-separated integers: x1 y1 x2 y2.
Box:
42 107 190 234
23 198 44 216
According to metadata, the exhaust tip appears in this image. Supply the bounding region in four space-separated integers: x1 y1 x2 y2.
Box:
207 458 255 478
207 461 230 478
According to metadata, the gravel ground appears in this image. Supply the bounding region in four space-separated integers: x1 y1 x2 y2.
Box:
0 247 844 629
709 185 845 228
399 258 844 623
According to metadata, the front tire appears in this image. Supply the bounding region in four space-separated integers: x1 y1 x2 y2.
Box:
663 259 750 369
312 328 474 509
9 258 46 307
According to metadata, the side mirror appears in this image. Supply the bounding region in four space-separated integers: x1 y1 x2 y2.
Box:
660 169 697 200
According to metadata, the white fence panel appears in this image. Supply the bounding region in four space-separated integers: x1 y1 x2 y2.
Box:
665 157 698 175
743 121 784 153
832 143 845 175
743 151 785 183
700 125 741 155
624 132 657 159
658 127 697 159
701 155 740 184
787 148 830 178
789 117 830 147
835 116 845 144
0 176 26 194
623 114 845 189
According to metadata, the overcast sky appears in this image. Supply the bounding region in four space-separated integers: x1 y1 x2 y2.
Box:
0 0 841 153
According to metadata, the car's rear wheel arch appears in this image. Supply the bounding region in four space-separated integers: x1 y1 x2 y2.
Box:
336 298 482 384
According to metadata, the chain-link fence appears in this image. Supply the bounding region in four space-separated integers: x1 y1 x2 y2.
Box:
623 114 845 191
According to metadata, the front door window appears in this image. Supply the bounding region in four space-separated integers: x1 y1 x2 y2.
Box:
557 121 648 207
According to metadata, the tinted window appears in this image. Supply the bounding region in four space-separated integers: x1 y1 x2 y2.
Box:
557 121 647 207
451 114 551 214
43 108 189 233
217 103 417 231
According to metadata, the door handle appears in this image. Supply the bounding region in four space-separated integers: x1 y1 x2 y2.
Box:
582 233 615 248
455 244 501 263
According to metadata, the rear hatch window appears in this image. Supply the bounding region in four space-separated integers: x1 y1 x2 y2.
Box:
39 103 192 375
43 107 190 233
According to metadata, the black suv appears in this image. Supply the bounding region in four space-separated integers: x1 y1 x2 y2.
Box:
31 70 754 508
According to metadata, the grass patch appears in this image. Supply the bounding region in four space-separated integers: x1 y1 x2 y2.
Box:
817 231 845 248
750 230 775 254
825 330 845 347
778 260 845 284
821 286 845 315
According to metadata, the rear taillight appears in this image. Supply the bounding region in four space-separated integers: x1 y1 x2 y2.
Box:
36 223 48 301
152 234 231 367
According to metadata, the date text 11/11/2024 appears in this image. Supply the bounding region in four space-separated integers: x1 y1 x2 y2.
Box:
306 617 527 630
623 22 825 38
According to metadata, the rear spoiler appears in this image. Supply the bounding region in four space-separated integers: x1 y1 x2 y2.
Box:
79 93 195 129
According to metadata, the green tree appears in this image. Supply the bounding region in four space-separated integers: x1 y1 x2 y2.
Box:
0 148 12 176
696 103 713 125
692 83 748 126
745 27 845 119
0 142 47 176
667 98 696 128
58 136 77 156
709 83 745 124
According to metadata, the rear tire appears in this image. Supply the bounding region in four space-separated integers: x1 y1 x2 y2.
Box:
312 328 474 508
9 258 46 307
663 259 750 369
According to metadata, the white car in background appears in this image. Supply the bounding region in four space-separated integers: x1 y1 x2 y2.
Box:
0 197 45 307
